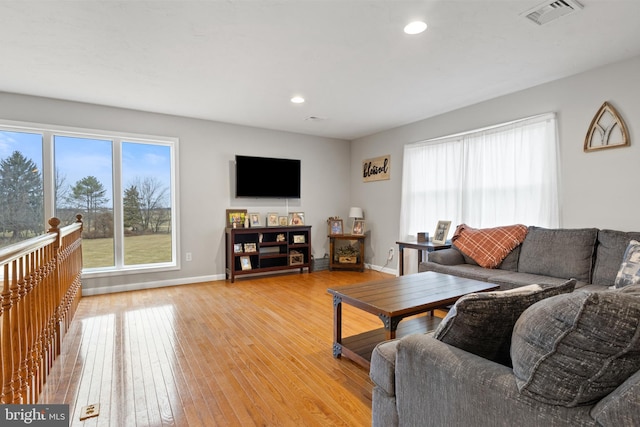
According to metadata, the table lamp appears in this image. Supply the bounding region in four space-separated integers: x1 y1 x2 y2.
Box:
348 207 363 233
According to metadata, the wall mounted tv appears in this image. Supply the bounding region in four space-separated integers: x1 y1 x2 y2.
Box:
235 155 301 198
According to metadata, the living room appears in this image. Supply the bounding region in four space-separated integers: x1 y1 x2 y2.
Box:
1 1 640 425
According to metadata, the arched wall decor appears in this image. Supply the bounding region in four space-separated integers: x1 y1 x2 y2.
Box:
584 101 630 152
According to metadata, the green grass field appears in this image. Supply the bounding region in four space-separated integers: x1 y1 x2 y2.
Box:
82 233 172 268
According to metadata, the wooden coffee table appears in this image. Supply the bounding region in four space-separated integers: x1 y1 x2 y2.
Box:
327 271 499 368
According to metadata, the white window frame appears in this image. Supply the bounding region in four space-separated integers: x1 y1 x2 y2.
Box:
0 119 180 278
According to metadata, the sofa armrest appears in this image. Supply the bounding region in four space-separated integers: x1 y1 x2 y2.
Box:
426 248 465 265
395 334 595 427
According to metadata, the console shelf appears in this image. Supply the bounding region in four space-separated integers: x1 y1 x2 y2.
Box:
225 225 312 282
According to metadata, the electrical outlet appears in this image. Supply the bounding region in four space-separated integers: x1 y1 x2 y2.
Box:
186 252 192 262
387 247 394 261
80 403 100 421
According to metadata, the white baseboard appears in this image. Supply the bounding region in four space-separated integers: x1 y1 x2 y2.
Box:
81 274 225 296
365 263 398 276
82 266 398 296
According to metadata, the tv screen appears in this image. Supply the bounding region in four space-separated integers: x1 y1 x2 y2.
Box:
235 155 301 198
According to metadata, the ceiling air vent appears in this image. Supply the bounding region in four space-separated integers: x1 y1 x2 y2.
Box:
522 0 583 25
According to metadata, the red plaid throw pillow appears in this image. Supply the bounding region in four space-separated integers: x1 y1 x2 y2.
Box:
452 224 528 268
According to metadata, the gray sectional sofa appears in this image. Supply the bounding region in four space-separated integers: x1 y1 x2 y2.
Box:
420 226 640 291
370 226 640 426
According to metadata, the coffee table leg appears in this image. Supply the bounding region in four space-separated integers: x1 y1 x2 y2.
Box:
332 295 343 358
378 314 402 340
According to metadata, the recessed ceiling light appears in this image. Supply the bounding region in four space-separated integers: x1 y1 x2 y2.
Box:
290 96 305 104
404 21 427 35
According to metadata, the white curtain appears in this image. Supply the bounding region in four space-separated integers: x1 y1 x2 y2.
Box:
399 113 560 272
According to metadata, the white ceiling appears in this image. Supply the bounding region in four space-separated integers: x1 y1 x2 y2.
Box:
1 0 640 140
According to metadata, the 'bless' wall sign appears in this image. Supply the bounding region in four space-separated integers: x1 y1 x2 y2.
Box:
362 155 390 182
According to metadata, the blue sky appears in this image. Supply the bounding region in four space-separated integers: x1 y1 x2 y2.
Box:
0 130 172 208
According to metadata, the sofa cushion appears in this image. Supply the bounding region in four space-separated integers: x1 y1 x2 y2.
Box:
433 279 576 365
591 369 640 426
486 271 588 290
512 290 640 407
452 224 528 268
592 229 640 286
517 227 597 283
613 240 640 289
420 262 513 282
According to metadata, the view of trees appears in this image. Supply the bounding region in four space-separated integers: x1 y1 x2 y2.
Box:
0 150 171 246
0 151 44 242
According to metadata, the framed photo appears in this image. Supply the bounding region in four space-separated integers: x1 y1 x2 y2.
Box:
240 256 252 270
249 212 261 227
293 234 306 244
289 253 304 266
288 212 304 225
278 216 288 226
329 219 344 236
226 209 247 228
244 242 257 253
233 243 243 253
433 220 452 244
352 220 365 235
267 213 279 227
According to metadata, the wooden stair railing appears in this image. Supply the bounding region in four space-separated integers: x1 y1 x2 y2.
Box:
0 215 83 404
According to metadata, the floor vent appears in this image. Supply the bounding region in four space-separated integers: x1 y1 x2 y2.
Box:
522 0 583 25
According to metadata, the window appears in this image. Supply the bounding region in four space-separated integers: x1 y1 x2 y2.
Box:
399 113 559 244
0 120 177 275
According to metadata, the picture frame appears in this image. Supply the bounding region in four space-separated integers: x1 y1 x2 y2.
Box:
243 242 257 253
240 256 252 270
267 212 279 227
352 219 365 235
329 219 344 236
288 212 304 226
248 212 261 227
226 209 247 228
433 220 452 244
278 216 288 226
293 234 306 244
289 251 304 266
233 243 243 253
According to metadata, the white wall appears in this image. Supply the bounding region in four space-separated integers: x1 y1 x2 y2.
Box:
0 92 351 293
352 55 640 274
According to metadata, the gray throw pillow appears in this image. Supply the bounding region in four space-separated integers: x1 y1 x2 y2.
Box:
433 279 576 365
613 240 640 289
512 291 640 407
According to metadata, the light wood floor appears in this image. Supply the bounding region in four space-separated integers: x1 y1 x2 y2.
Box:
39 269 394 426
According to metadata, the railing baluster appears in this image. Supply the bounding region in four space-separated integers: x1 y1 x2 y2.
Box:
1 263 14 403
0 216 83 404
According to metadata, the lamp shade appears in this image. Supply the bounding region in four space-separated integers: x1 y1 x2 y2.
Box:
349 207 363 219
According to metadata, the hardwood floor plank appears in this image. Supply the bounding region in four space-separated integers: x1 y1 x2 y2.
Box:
39 270 394 426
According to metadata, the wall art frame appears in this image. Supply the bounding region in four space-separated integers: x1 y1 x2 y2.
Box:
584 101 630 152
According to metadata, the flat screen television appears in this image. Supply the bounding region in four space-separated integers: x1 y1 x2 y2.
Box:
235 155 301 198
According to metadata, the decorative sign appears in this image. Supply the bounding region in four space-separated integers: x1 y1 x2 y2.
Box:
362 155 390 182
584 102 630 152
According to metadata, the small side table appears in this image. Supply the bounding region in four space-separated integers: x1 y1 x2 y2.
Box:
329 234 366 272
396 240 451 276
